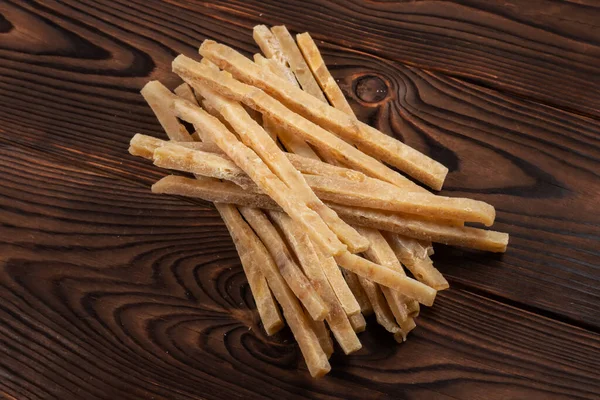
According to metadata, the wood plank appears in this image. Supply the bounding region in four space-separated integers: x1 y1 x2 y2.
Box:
199 0 600 118
0 1 598 327
0 146 598 399
4 0 599 118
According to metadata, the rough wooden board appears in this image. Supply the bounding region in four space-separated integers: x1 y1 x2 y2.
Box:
0 146 598 399
201 0 600 118
0 1 599 397
1 34 597 326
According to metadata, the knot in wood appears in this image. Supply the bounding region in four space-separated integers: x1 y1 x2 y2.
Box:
355 75 389 103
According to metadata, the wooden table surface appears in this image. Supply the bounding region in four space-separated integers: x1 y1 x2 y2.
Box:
1 1 599 399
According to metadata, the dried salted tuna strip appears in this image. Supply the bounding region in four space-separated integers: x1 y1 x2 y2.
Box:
341 269 373 317
296 32 354 116
150 175 509 253
153 143 254 189
252 25 298 86
141 81 192 142
335 251 437 306
238 207 328 322
216 203 283 335
173 54 418 190
198 41 448 190
174 83 199 105
385 233 450 291
216 204 330 378
146 139 493 225
271 25 328 103
315 246 361 317
348 311 367 333
355 275 400 334
194 84 368 253
358 227 412 325
171 97 346 257
270 211 362 355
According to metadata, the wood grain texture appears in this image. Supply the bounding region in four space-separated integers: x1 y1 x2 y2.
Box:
204 0 600 118
1 0 598 327
0 0 599 398
0 146 598 400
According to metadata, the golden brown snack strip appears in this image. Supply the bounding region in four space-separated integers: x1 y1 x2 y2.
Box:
359 229 407 278
406 299 420 318
173 54 418 190
296 32 354 116
253 53 321 160
151 175 509 253
286 153 366 182
335 252 437 306
252 32 298 147
146 140 485 225
348 312 367 333
385 233 450 290
174 83 199 105
295 35 442 285
131 133 361 182
237 207 328 321
129 133 166 159
306 174 494 226
380 286 408 325
129 134 221 159
306 310 334 358
198 41 448 189
341 269 373 317
197 59 242 138
253 53 284 77
141 81 192 142
252 25 298 85
200 98 236 135
270 212 362 354
395 318 417 343
195 84 367 253
356 276 400 334
153 143 255 189
253 52 301 100
171 98 346 257
358 227 411 324
331 204 509 253
150 175 269 208
271 26 328 103
314 247 361 317
216 203 330 377
216 204 284 335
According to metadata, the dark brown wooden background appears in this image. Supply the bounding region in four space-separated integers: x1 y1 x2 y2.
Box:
1 1 599 399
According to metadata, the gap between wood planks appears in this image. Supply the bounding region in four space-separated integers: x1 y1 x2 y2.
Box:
449 281 600 335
